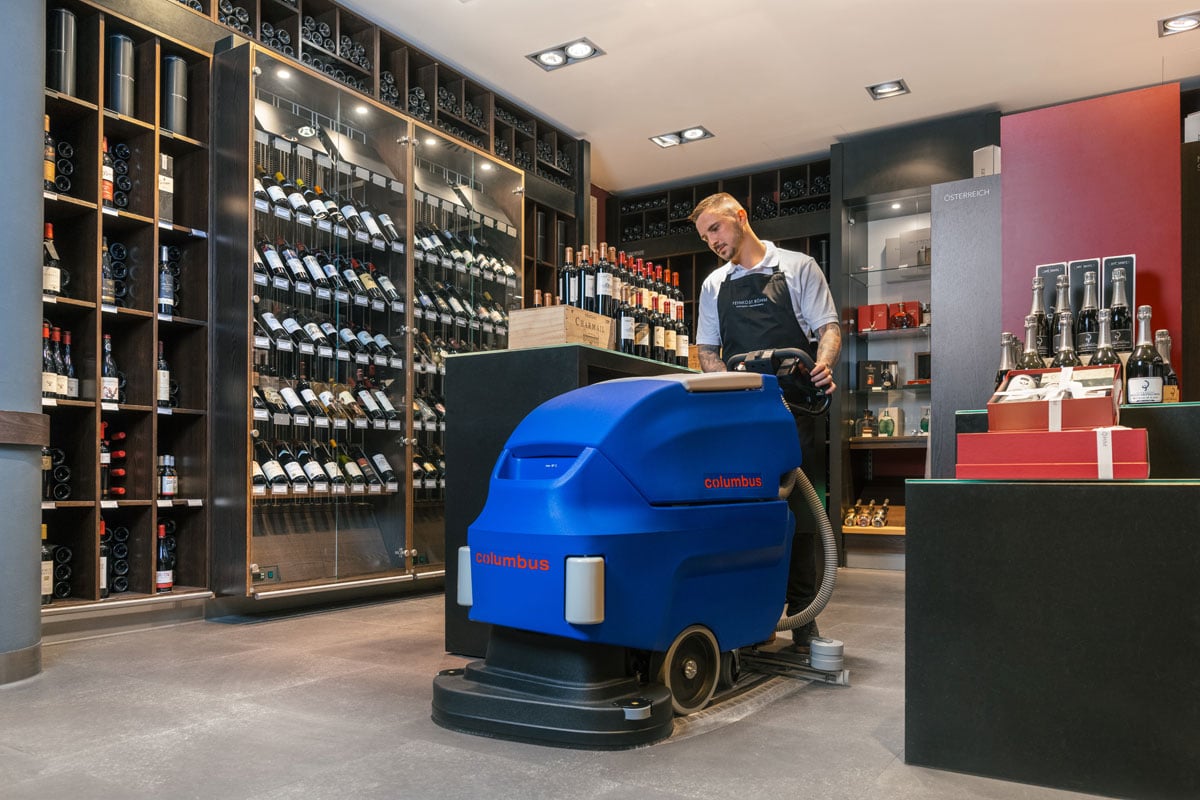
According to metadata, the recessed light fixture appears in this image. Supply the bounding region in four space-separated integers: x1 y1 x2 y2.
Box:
527 37 605 72
1160 11 1200 36
866 79 911 100
650 126 713 148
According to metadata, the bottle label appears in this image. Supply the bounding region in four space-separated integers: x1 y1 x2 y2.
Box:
157 369 170 402
678 333 689 357
42 561 54 596
158 270 175 307
101 376 120 401
262 460 286 482
160 473 178 496
1127 376 1163 404
596 272 613 298
155 569 174 591
43 266 61 293
620 316 634 342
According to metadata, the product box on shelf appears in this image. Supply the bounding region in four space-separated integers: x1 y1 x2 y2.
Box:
956 426 1148 480
988 365 1121 432
508 305 616 351
857 304 888 333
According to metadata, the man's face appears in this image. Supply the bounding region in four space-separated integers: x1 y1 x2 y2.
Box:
695 210 744 263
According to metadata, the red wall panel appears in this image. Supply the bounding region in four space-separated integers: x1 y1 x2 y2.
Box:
1001 84 1182 376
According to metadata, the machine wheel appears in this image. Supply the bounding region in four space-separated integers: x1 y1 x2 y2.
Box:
657 625 720 715
717 649 741 690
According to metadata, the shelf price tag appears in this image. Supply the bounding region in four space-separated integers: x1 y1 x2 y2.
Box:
354 418 368 429
274 206 291 221
317 346 333 359
334 290 350 304
101 402 119 412
386 481 399 493
253 408 269 421
276 339 293 351
253 273 268 286
317 220 332 234
101 500 118 509
333 419 348 430
316 288 331 301
254 198 270 213
388 420 403 431
371 300 385 312
273 412 292 426
313 416 330 428
272 276 291 291
336 349 351 361
293 414 310 426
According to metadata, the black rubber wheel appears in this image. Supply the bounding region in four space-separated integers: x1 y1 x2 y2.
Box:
657 625 720 715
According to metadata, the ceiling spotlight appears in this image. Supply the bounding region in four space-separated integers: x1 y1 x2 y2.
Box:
866 79 911 100
650 126 713 148
1160 12 1200 35
528 38 605 71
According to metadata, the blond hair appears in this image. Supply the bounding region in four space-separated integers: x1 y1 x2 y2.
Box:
688 192 745 224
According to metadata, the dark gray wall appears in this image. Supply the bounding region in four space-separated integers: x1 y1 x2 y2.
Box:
930 175 1002 478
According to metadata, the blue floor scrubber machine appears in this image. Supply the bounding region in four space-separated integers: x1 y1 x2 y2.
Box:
432 349 843 749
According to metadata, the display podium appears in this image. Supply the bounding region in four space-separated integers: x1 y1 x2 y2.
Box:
443 344 691 657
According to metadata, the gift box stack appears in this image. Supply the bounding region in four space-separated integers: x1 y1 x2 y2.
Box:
956 365 1150 479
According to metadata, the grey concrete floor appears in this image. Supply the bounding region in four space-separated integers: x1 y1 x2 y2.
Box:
0 569 1106 800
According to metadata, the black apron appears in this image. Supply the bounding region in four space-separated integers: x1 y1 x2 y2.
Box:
716 266 816 368
717 265 823 610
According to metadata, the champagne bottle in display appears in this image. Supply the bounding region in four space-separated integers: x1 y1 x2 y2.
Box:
1051 275 1071 352
995 332 1018 388
44 115 56 191
1125 306 1163 404
1089 309 1122 369
1017 314 1045 371
101 237 117 305
1028 276 1052 358
155 523 174 593
101 333 120 401
254 439 288 485
1049 311 1082 368
1155 330 1178 388
1108 267 1133 352
1074 271 1100 358
101 137 115 207
43 223 63 297
41 524 54 605
156 340 171 407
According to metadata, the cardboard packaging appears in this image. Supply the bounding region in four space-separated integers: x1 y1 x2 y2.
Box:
955 427 1149 480
988 365 1120 432
973 145 1002 177
158 153 174 225
857 304 889 333
508 305 616 351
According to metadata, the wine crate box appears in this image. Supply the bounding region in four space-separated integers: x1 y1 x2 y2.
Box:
508 305 616 351
988 365 1120 432
956 427 1148 480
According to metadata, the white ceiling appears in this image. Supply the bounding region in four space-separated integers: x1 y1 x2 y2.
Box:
340 0 1200 194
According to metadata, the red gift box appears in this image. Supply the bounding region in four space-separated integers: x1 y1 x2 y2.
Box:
987 365 1120 432
955 427 1149 480
857 304 889 333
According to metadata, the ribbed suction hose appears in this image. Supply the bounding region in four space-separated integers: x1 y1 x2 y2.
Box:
775 467 837 631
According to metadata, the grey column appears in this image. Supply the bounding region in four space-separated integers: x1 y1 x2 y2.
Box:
0 0 47 685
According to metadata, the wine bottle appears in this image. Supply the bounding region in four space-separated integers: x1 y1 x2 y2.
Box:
101 137 115 207
254 439 288 485
1051 275 1071 352
100 333 120 401
1049 311 1082 368
1125 306 1163 404
1017 314 1045 370
274 440 310 486
155 523 175 593
1108 267 1133 353
1155 330 1178 388
43 223 63 297
1074 271 1100 359
101 236 117 306
60 330 78 399
1089 308 1121 369
41 524 54 605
